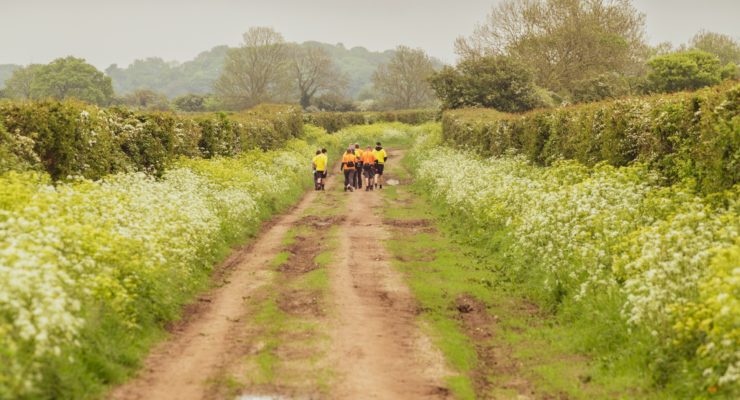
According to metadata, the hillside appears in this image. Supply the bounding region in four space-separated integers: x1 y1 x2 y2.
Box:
103 42 407 99
104 46 229 98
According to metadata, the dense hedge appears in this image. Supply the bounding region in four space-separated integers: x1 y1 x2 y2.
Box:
304 109 438 133
0 101 303 180
442 83 740 193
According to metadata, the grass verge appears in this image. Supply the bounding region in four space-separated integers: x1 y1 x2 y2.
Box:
380 150 667 399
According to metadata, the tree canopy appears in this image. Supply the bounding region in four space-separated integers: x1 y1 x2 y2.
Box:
689 31 740 65
291 44 348 109
372 46 437 110
214 27 294 110
456 0 647 97
4 57 113 105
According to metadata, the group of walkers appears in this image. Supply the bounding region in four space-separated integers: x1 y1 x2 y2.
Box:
311 142 388 192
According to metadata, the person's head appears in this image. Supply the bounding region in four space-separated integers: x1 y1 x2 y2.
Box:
321 148 327 154
315 150 321 155
346 149 353 154
354 143 360 149
376 142 381 147
366 145 372 150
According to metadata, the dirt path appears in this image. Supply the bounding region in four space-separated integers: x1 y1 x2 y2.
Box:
109 191 319 400
109 150 451 400
327 154 450 399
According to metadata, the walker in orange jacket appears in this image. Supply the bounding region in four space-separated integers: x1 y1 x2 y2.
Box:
353 144 364 189
360 146 376 191
340 149 357 192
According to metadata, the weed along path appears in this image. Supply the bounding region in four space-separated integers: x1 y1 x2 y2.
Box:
109 150 450 400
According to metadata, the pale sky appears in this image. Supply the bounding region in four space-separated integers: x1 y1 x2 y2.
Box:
1 0 739 69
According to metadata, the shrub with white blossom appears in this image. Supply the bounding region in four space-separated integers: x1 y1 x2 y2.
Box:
410 131 739 396
0 139 316 398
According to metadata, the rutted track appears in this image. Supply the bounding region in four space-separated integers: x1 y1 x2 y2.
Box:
109 150 451 400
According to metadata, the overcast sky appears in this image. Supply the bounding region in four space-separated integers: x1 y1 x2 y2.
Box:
1 0 739 69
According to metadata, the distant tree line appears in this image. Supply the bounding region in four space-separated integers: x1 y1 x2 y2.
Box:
215 27 439 111
2 1 736 113
0 29 441 112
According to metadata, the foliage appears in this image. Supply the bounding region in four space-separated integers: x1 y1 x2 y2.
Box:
429 55 541 111
646 50 725 93
3 65 43 100
441 83 740 193
172 93 207 112
311 92 355 112
0 139 318 399
455 0 647 96
303 109 437 133
372 46 438 110
0 100 303 179
408 131 739 397
0 120 37 174
215 27 293 110
571 72 631 103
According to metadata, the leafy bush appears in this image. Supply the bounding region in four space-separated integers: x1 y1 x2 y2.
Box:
429 55 542 111
646 50 728 93
442 83 740 193
0 101 303 179
408 133 739 397
173 94 207 112
0 139 318 399
304 109 437 133
571 72 631 103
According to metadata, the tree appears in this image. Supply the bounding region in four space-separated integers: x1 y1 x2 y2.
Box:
646 50 723 93
689 31 740 65
215 27 292 109
372 46 437 109
291 44 347 109
456 0 647 96
173 94 207 112
429 55 542 112
27 57 114 105
4 64 43 99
